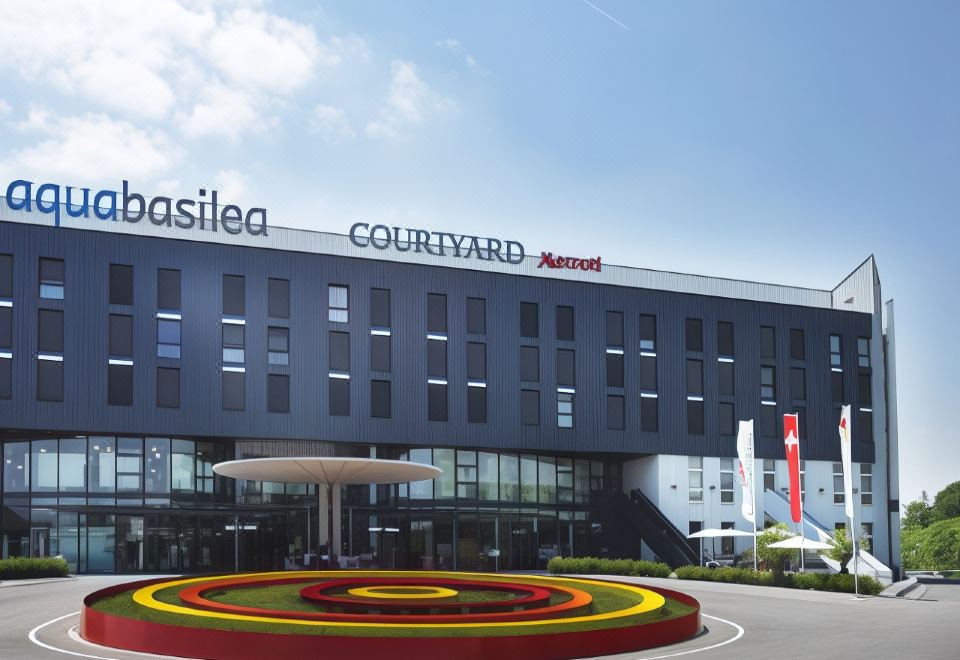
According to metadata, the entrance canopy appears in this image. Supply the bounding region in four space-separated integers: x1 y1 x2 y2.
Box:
213 456 441 485
687 528 755 539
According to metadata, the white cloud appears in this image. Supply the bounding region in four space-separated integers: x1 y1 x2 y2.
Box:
436 38 480 71
366 60 453 140
0 99 11 116
213 168 249 206
176 84 277 141
309 104 354 142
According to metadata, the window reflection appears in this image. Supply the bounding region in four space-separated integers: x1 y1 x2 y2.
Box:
3 442 30 492
31 440 58 492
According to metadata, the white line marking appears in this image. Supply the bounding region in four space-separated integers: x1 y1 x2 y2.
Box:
28 611 117 659
628 613 745 659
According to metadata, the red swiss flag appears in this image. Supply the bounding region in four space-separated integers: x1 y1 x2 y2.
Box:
783 413 802 523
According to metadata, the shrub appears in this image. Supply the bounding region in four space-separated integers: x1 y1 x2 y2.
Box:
547 556 671 578
675 564 882 595
0 556 70 580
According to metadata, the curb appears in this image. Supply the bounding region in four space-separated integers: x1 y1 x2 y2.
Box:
0 576 77 588
879 577 923 599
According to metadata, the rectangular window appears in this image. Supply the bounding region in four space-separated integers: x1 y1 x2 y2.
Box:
371 380 391 418
520 302 539 338
640 395 658 432
832 371 844 403
639 314 656 350
456 450 478 499
157 367 180 408
719 402 735 436
860 464 873 506
720 458 735 503
606 311 623 347
428 382 448 421
157 319 181 358
37 360 63 401
38 309 64 352
427 293 447 332
88 437 115 492
108 363 133 406
329 285 349 322
861 523 873 552
329 377 350 416
520 345 539 382
328 331 350 372
718 360 734 396
760 403 777 438
606 352 624 388
760 326 776 359
222 323 244 364
109 264 133 305
109 314 133 357
791 367 806 400
0 305 11 348
640 355 657 390
0 254 12 297
858 409 874 443
157 268 181 310
466 342 486 380
857 337 870 368
0 357 11 400
268 278 290 319
499 453 519 501
689 456 703 502
223 275 244 316
556 305 574 341
686 359 703 395
268 326 289 365
830 334 842 367
427 339 447 377
468 386 487 423
466 297 486 334
521 389 539 425
790 328 805 360
763 459 775 492
557 391 574 428
607 394 624 430
222 370 244 410
858 372 872 407
685 318 703 352
557 349 575 387
833 462 845 505
39 258 65 299
371 334 391 372
717 321 734 356
687 399 704 435
267 374 289 413
761 365 776 399
370 288 391 327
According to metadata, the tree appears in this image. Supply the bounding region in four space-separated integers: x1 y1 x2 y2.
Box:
931 481 960 522
901 517 960 570
827 527 869 570
741 523 796 575
902 491 934 529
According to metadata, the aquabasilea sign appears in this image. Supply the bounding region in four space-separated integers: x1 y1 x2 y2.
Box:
3 179 268 236
349 222 525 264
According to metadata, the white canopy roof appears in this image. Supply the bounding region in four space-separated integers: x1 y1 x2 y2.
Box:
767 536 835 550
687 528 756 539
213 457 441 485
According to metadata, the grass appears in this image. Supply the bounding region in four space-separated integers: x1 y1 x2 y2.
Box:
91 574 695 638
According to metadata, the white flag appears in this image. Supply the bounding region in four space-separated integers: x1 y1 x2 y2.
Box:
838 405 854 524
736 420 755 524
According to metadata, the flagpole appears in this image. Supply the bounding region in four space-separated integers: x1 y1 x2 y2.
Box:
752 454 758 572
853 486 860 597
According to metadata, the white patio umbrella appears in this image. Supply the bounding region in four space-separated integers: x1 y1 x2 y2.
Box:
767 535 835 572
687 528 756 566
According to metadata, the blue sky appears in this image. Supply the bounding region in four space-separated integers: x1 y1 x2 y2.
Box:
0 1 956 504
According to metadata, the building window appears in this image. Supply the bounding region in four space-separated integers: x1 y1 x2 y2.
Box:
520 302 539 338
521 389 539 425
639 314 656 351
370 288 391 328
606 351 624 388
832 370 844 403
686 359 703 395
109 314 133 358
108 363 133 406
556 305 574 341
606 311 623 347
223 275 245 316
861 523 873 552
116 437 143 492
607 394 624 430
0 254 12 298
857 337 870 368
858 409 874 443
640 354 657 391
861 464 873 506
720 458 735 503
520 345 539 382
466 297 486 334
760 402 777 438
557 391 574 428
268 326 289 365
685 318 703 352
222 323 245 364
37 308 64 402
721 521 735 555
830 334 842 367
371 379 391 418
329 285 349 323
717 321 734 356
427 339 447 377
268 278 290 319
833 462 845 505
466 342 486 381
329 331 350 372
719 402 735 436
791 367 806 400
640 394 658 432
39 258 65 299
428 382 447 421
371 333 391 372
39 309 64 353
687 399 704 435
761 365 776 399
468 385 487 423
0 356 11 400
157 268 181 311
718 360 734 396
267 374 289 413
109 264 133 305
790 328 805 360
858 372 872 408
557 349 575 387
763 459 775 492
760 326 776 359
157 319 181 358
157 367 180 408
37 359 63 401
689 456 703 502
222 370 245 410
456 450 478 499
329 376 350 416
427 293 447 333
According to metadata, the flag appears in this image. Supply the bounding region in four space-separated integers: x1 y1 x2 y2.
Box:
783 413 802 523
838 405 854 525
736 420 755 524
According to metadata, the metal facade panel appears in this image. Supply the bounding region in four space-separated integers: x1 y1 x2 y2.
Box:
0 221 876 462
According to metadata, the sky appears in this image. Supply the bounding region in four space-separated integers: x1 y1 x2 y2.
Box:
0 0 957 505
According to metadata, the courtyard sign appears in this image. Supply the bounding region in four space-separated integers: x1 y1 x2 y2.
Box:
349 222 525 264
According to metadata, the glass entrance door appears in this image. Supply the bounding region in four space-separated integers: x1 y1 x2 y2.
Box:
116 516 144 572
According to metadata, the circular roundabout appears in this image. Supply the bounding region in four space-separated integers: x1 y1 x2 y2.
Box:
81 570 702 660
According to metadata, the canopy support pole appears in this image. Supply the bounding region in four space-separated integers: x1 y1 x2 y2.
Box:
331 483 342 567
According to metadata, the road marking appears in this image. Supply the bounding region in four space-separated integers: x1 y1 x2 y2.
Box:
27 611 116 659
628 613 745 659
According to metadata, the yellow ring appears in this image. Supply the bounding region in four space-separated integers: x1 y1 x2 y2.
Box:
132 570 666 629
347 585 458 599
